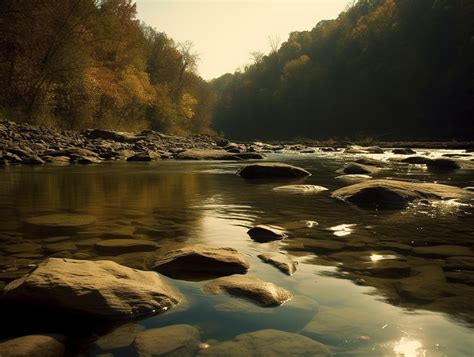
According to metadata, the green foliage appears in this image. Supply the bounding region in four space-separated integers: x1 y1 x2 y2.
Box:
0 0 214 134
212 0 474 140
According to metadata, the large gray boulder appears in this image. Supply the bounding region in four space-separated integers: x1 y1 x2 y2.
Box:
331 179 470 209
198 329 330 357
151 245 250 279
0 334 65 357
237 163 310 179
133 324 201 357
2 258 183 320
203 275 292 307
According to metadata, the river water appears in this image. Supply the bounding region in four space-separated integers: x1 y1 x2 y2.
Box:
0 150 473 356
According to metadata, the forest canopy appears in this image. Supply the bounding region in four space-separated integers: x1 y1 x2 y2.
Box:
212 0 473 141
0 0 215 134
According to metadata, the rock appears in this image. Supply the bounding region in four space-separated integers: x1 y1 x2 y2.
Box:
412 245 473 258
341 163 380 175
203 275 292 307
331 179 471 209
247 225 288 242
300 149 315 154
43 156 71 164
464 186 474 192
258 253 297 275
366 146 384 154
401 156 433 165
3 243 42 255
3 258 182 319
234 152 265 160
95 323 145 350
126 152 154 162
392 148 416 155
272 185 328 194
151 245 250 279
176 149 239 160
94 239 159 255
397 265 447 303
344 146 366 154
354 158 387 167
0 334 65 357
84 129 139 143
237 163 310 179
335 174 372 183
198 329 330 357
426 158 461 171
25 214 96 229
134 324 200 357
43 242 77 254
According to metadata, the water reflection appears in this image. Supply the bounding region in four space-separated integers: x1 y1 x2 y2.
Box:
393 337 425 357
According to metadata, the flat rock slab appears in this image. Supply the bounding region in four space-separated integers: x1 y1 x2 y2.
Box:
203 275 292 307
335 174 372 183
237 163 311 179
273 185 328 194
198 329 330 357
258 253 297 275
247 225 288 242
25 214 96 228
151 245 250 279
413 245 474 258
134 324 201 357
331 179 471 209
3 258 182 320
94 239 159 255
0 334 65 357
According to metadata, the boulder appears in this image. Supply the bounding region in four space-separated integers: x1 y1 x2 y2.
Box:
426 158 461 171
392 148 416 155
366 146 384 154
331 179 470 209
258 253 297 275
84 129 140 143
335 174 372 183
247 225 288 242
3 258 182 320
198 329 330 357
401 156 433 165
203 275 292 307
94 239 159 255
0 334 65 357
151 245 250 279
355 157 387 167
134 324 201 357
237 163 310 179
176 149 239 160
126 152 154 162
272 185 328 194
341 163 379 175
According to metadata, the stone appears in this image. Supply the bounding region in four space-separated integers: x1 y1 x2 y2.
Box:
341 163 380 175
85 129 140 143
272 185 328 194
3 258 182 319
126 152 153 162
247 225 288 242
354 157 387 167
95 323 145 350
134 324 200 357
176 149 239 160
25 214 96 229
43 242 77 254
0 334 65 357
331 179 471 209
203 275 292 307
392 148 416 155
198 329 330 357
234 152 265 160
94 239 159 255
335 174 372 183
366 146 384 154
151 245 250 279
426 158 461 171
413 245 474 258
258 253 297 275
237 163 311 179
3 243 42 255
401 156 433 165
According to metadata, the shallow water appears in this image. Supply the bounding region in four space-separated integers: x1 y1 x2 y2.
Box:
0 150 473 356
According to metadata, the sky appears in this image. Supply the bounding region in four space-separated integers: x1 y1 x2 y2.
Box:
135 0 351 80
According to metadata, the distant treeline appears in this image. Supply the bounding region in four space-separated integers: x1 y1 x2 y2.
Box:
212 0 473 140
0 0 215 134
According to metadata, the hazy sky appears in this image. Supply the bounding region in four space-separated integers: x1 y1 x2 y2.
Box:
135 0 351 80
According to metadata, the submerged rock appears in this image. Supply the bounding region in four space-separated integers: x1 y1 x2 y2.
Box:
95 323 145 350
151 245 250 279
237 163 310 179
331 179 470 209
247 225 288 242
198 329 330 357
272 184 328 194
134 324 201 357
94 239 159 255
0 334 65 357
258 253 297 275
203 275 292 307
2 258 182 320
